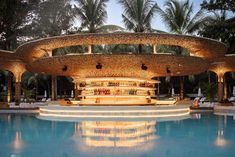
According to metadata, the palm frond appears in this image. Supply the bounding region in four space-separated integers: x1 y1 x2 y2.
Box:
157 0 209 35
74 0 108 32
119 0 157 32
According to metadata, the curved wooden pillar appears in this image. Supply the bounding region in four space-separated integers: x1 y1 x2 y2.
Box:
217 73 224 102
15 82 21 104
88 45 92 54
51 75 57 100
13 72 24 105
74 82 79 100
153 44 157 54
47 50 53 57
180 76 184 100
7 73 12 103
223 78 228 100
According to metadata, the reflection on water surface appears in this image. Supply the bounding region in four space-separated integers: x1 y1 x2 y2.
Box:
0 114 235 157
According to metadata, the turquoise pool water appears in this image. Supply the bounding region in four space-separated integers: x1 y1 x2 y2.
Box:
0 114 235 157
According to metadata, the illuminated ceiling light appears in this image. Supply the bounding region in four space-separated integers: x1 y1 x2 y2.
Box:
166 67 171 73
62 65 68 71
141 64 148 70
96 63 102 69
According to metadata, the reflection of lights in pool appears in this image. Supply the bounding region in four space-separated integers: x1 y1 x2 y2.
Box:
73 121 158 154
214 130 229 147
12 131 24 151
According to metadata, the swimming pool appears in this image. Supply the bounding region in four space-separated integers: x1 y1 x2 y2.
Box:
0 114 234 157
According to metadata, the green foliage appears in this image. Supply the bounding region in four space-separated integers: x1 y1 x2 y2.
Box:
201 82 217 101
118 0 158 53
157 45 190 55
0 0 39 50
22 72 50 89
93 44 153 54
22 88 35 102
201 0 235 12
30 0 75 38
199 1 235 53
53 45 87 56
0 90 7 101
156 0 208 35
74 0 109 33
118 0 158 32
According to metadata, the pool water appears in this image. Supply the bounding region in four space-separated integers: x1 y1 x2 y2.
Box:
0 114 235 157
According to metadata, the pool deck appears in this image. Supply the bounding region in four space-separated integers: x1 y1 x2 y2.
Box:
214 104 235 116
0 100 191 114
0 100 234 116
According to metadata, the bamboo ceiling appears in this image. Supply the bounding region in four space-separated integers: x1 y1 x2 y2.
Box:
0 33 233 79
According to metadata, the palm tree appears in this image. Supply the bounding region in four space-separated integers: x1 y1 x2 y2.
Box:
200 10 234 44
75 0 108 33
22 72 51 100
156 0 207 35
156 0 208 100
74 0 109 53
118 0 158 53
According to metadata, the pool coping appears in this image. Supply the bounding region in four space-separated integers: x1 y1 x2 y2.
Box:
0 108 39 114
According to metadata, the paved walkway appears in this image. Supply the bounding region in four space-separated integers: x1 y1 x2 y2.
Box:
176 100 193 106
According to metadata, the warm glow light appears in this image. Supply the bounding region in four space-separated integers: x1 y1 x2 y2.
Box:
80 95 152 98
80 86 156 90
82 121 156 128
214 130 229 147
39 111 190 118
39 108 189 113
83 135 156 147
79 77 160 83
74 121 157 148
12 131 24 151
83 129 155 138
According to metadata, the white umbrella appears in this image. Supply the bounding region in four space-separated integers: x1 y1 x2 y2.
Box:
71 90 74 98
198 87 202 97
233 86 235 96
171 88 175 97
44 90 47 98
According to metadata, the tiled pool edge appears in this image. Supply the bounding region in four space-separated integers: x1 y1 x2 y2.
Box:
0 108 39 114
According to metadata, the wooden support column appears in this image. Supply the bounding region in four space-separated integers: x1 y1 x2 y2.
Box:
47 50 53 57
217 73 224 102
88 45 92 54
74 83 79 100
7 74 12 103
180 76 184 100
14 72 23 105
51 75 57 100
223 77 228 100
15 82 21 105
153 44 157 54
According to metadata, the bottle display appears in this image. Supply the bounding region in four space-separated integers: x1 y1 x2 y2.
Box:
79 78 159 105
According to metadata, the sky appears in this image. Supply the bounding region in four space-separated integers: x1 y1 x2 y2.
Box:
106 0 203 32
